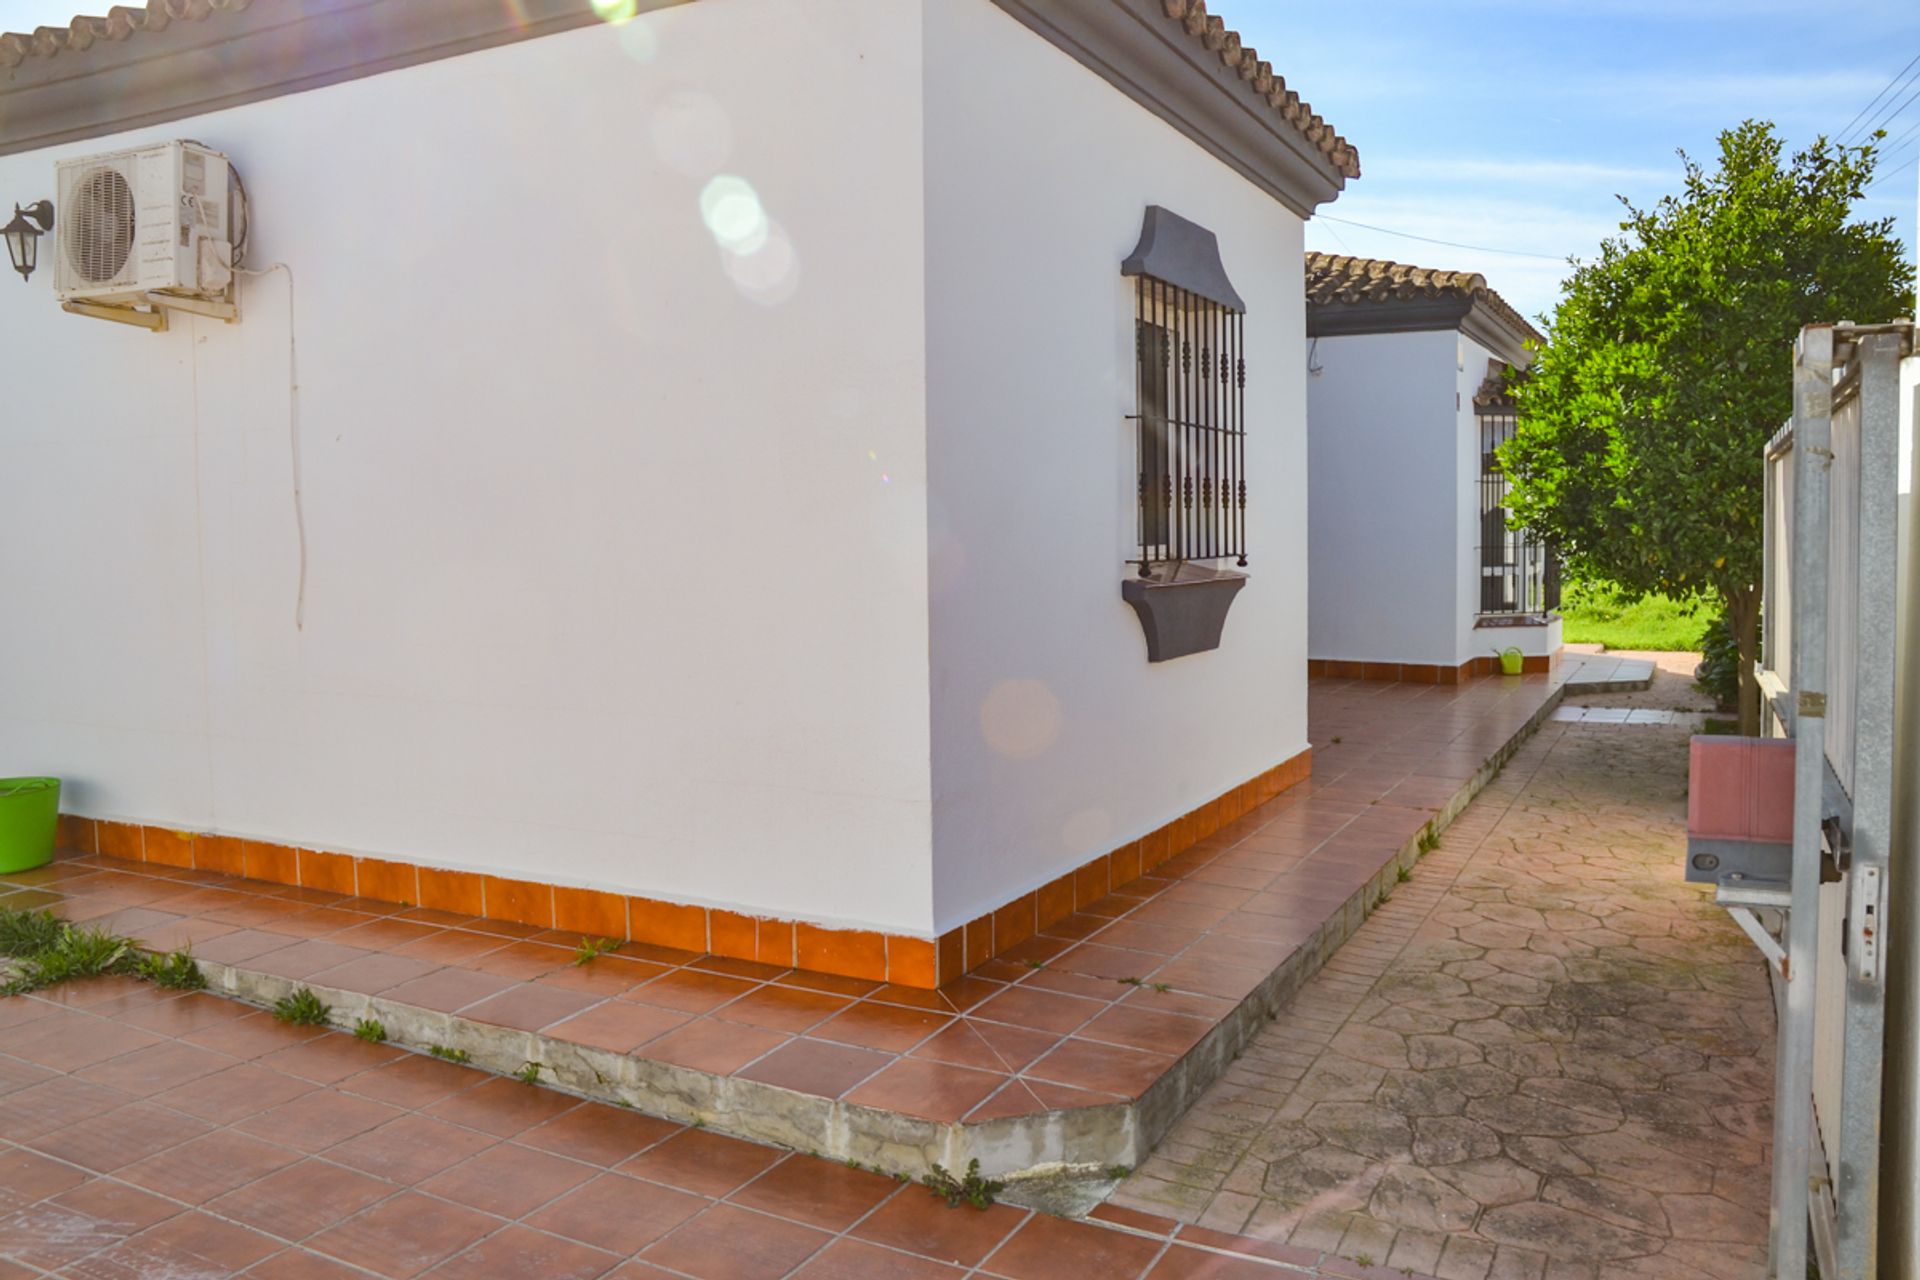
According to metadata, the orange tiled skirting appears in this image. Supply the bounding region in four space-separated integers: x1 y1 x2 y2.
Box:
50 746 1310 991
1307 652 1560 685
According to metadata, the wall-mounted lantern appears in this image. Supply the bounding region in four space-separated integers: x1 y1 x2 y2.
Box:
3 201 55 283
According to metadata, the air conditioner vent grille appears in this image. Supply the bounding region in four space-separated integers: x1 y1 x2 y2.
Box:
63 164 135 286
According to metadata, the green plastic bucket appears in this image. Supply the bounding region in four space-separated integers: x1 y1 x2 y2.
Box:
0 778 60 874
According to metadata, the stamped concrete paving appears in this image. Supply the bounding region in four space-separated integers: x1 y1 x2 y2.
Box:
1109 692 1773 1280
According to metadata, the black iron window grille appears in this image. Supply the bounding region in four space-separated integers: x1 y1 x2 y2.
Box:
1476 391 1558 615
1130 274 1246 575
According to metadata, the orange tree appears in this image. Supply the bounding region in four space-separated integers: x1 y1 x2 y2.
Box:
1503 121 1911 733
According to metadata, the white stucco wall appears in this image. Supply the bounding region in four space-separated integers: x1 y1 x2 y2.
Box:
1306 329 1460 666
0 0 938 932
920 0 1312 932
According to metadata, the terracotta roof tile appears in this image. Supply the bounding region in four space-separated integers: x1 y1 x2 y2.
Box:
1304 251 1540 345
1161 0 1359 180
2 0 1361 184
0 0 252 69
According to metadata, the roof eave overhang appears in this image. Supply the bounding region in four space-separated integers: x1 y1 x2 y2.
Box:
0 0 691 159
1308 296 1537 369
989 0 1350 217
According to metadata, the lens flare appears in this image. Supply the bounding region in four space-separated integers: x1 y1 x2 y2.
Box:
590 0 636 21
699 176 768 253
616 18 658 62
980 679 1063 760
721 221 799 306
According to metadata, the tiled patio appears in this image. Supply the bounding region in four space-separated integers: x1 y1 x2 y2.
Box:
0 659 1649 1178
0 974 1377 1278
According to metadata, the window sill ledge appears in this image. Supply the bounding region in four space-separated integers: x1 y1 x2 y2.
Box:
1122 564 1247 662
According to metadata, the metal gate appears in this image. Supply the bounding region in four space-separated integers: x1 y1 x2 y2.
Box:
1753 322 1914 1279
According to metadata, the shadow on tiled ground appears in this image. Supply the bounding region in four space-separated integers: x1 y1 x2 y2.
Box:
1109 691 1772 1280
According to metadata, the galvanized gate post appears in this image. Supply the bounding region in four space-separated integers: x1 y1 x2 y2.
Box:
1773 323 1833 1280
1834 330 1904 1279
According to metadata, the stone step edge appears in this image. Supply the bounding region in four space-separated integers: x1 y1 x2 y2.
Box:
187 687 1568 1182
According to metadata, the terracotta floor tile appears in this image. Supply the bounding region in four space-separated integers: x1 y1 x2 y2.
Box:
790 1237 969 1278
544 1000 689 1054
812 1001 952 1052
247 939 372 980
431 1224 621 1279
727 1155 900 1232
43 1176 181 1239
235 1089 405 1154
517 1103 681 1168
639 1202 830 1278
851 1190 1029 1268
735 1036 893 1098
0 1078 130 1144
1050 943 1171 983
983 1211 1165 1279
117 989 257 1035
327 1113 497 1183
465 940 574 981
73 1039 233 1096
843 1059 1006 1123
911 1021 1063 1075
246 1251 372 1279
643 1017 788 1075
339 1052 485 1109
535 953 670 997
621 1128 783 1198
713 983 851 1033
182 1010 329 1060
188 928 300 966
690 954 792 982
460 983 599 1033
327 916 444 950
1077 1005 1213 1056
970 986 1105 1036
424 1075 580 1138
258 1033 406 1085
423 1142 598 1218
524 1171 708 1254
8 1015 161 1072
305 951 442 996
391 928 509 967
1149 1241 1312 1277
89 1209 282 1276
1025 1036 1172 1098
207 1156 397 1241
379 966 519 1014
28 1099 210 1173
117 1128 301 1204
626 967 758 1014
309 1189 499 1278
0 1147 91 1209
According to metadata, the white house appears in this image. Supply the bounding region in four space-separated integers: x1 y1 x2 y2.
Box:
0 0 1355 987
1303 254 1559 683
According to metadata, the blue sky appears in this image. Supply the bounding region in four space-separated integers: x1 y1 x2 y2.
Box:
1242 0 1920 320
7 0 1918 321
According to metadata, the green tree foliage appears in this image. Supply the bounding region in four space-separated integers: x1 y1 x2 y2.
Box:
1502 121 1912 732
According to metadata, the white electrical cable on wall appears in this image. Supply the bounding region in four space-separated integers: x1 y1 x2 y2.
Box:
237 262 306 630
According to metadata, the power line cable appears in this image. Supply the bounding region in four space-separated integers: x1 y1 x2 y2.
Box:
1854 80 1920 146
1838 52 1920 143
1311 214 1569 262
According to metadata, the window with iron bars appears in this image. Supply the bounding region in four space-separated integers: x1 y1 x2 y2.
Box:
1476 390 1558 615
1131 275 1247 575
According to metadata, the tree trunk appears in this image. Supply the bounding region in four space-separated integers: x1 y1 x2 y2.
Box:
1726 585 1762 737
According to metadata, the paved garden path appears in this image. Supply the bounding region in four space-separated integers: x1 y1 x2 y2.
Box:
1109 681 1774 1280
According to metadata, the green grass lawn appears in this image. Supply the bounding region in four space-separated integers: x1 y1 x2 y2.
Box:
1558 583 1712 651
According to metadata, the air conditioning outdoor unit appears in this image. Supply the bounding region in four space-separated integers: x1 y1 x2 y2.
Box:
53 140 237 307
